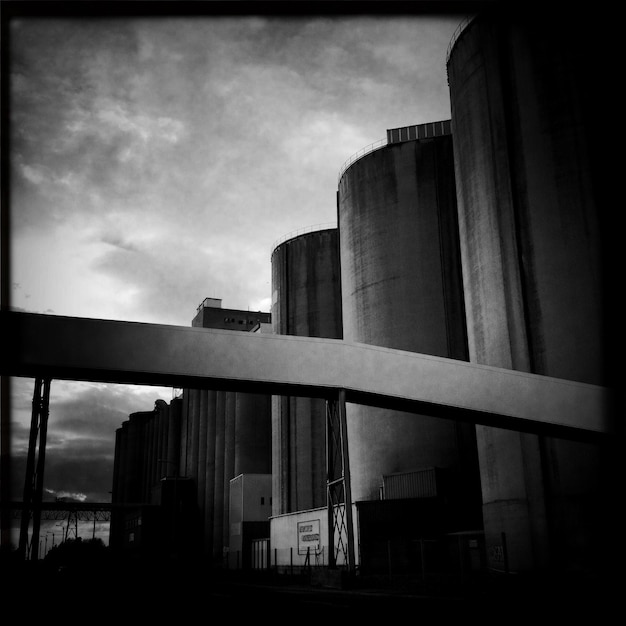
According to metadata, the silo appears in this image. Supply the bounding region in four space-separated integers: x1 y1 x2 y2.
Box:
166 397 182 478
222 392 236 552
337 122 482 529
196 390 208 551
155 399 169 485
111 425 124 504
117 420 130 504
271 227 342 514
446 9 606 572
126 412 145 502
212 390 226 559
110 426 125 549
203 390 217 557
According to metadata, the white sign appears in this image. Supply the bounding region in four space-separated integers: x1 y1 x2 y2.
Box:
298 519 320 555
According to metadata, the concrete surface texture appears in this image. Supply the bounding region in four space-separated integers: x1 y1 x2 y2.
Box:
271 229 342 514
337 132 482 530
447 9 606 572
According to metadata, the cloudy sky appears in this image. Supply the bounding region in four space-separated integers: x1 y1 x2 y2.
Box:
5 4 469 548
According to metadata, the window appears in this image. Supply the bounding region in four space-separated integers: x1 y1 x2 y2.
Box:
261 497 265 505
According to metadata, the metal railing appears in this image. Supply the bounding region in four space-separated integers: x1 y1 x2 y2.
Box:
271 222 337 253
337 138 387 184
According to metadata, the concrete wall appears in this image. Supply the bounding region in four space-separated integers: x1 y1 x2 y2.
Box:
447 9 605 573
338 133 482 530
269 505 356 570
271 228 343 515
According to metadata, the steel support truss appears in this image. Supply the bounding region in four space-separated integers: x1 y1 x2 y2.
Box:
18 377 52 560
325 389 355 571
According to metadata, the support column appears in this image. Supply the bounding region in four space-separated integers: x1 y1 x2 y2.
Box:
325 389 355 571
18 377 51 560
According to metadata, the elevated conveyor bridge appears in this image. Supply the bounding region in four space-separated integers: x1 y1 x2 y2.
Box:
0 311 614 565
1 311 611 439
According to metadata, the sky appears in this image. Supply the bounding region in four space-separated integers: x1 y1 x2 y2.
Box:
4 4 469 550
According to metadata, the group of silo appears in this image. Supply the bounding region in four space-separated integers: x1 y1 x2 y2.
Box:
111 398 182 550
110 7 608 576
272 7 608 575
112 399 182 507
180 385 271 563
270 120 484 547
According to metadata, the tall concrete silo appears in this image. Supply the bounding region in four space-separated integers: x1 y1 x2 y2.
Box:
446 9 606 572
271 227 343 514
337 121 482 530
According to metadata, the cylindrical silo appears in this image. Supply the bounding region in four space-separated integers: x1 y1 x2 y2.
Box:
127 412 147 503
222 392 236 554
271 227 343 514
447 9 606 572
188 389 201 489
150 410 160 501
212 390 226 560
110 426 125 549
166 397 182 477
196 390 208 551
178 390 189 480
337 122 482 530
203 390 217 557
112 425 124 504
146 411 158 502
118 421 130 504
155 399 169 484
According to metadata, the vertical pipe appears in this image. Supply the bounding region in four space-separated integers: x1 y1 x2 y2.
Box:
338 389 355 572
325 399 335 569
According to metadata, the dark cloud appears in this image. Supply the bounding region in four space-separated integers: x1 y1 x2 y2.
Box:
9 379 170 504
45 453 114 502
9 450 113 505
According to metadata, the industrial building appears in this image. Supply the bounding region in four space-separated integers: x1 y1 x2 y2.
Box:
111 300 273 566
110 8 609 582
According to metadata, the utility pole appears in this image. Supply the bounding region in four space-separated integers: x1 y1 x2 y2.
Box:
18 378 52 560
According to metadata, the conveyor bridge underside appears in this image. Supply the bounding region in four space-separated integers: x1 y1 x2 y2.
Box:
0 311 612 441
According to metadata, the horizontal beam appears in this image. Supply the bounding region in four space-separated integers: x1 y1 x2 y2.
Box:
0 311 614 440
